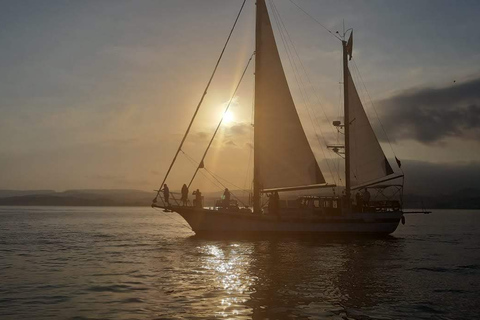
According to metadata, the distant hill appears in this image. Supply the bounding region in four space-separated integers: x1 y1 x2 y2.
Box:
403 188 480 209
0 190 56 198
0 188 478 209
0 189 153 207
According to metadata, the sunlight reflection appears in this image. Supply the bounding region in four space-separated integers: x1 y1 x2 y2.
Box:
199 244 253 318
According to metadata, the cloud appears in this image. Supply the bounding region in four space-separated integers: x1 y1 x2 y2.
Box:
319 158 480 196
400 160 480 196
227 122 252 137
377 76 480 143
188 122 253 147
224 140 237 147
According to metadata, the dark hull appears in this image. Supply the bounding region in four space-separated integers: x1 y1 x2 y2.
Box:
167 206 402 235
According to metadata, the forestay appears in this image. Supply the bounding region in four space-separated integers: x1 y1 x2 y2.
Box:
347 70 393 186
254 0 324 189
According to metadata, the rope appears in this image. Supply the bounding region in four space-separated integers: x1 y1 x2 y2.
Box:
188 51 255 188
203 168 248 207
153 0 248 203
288 0 342 41
204 167 250 195
180 150 227 192
269 1 339 185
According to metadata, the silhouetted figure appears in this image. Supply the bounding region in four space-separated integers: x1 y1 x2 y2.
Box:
273 191 280 218
362 188 370 210
268 191 280 216
341 189 349 210
193 189 202 208
268 192 274 213
181 184 189 206
223 188 231 209
163 184 170 206
355 192 363 212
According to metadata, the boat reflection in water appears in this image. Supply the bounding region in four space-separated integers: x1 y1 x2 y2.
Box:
182 235 405 319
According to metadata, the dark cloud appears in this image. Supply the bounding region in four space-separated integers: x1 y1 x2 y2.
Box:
320 159 480 198
377 77 480 143
400 160 480 196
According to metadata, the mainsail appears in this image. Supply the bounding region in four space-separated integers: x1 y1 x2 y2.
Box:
254 0 325 189
347 70 393 186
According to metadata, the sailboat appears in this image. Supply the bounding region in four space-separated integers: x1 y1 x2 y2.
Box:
152 0 406 235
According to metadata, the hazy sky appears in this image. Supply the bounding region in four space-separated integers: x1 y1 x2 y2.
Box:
1 0 480 193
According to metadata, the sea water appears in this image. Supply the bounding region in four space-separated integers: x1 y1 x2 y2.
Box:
0 206 479 319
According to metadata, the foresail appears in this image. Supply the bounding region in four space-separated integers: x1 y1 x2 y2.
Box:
254 0 325 189
347 70 394 186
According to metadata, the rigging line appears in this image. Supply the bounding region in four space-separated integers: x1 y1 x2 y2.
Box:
269 2 335 184
188 51 255 189
183 151 227 192
271 1 338 179
203 168 248 207
183 151 233 192
271 1 342 185
198 168 225 192
203 166 250 194
181 150 201 168
288 0 342 41
269 1 338 185
273 2 337 138
351 58 403 174
277 9 341 184
153 0 248 202
180 150 230 192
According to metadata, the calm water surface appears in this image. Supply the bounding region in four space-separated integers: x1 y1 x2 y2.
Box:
1 207 479 319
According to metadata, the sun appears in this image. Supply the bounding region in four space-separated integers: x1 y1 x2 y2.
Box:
223 110 235 124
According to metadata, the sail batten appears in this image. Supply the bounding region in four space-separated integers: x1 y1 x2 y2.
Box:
347 70 393 186
254 0 325 190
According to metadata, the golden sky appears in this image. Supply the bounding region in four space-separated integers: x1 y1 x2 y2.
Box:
1 0 480 193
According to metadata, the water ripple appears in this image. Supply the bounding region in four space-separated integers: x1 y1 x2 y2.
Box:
0 207 479 319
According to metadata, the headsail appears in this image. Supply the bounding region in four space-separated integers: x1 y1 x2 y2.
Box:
254 0 325 190
347 70 394 186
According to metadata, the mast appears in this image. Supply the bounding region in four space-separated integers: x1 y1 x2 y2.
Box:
253 0 262 214
342 39 351 203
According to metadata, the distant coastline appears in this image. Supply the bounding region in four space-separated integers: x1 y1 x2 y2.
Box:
1 189 479 209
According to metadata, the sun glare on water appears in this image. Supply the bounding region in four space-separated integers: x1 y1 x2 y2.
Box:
223 110 235 124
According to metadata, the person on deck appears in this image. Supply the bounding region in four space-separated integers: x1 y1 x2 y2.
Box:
362 188 371 211
268 192 274 213
163 184 170 206
223 188 231 209
181 184 189 206
341 190 349 210
273 191 280 219
355 192 363 212
193 189 202 208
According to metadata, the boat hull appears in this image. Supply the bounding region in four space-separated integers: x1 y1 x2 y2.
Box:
170 207 402 235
